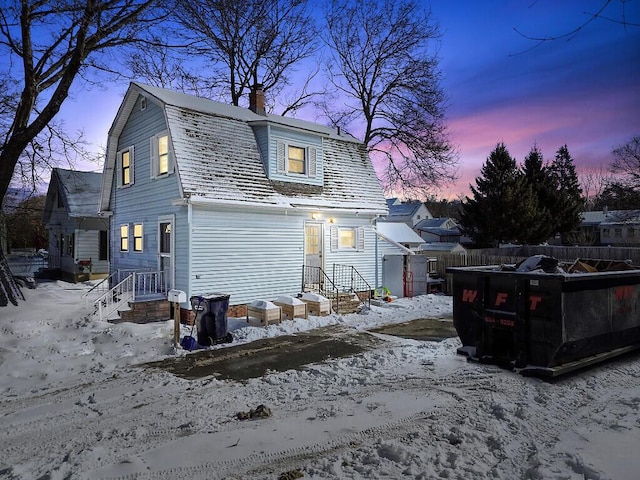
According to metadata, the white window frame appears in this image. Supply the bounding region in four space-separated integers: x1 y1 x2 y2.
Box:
151 130 173 178
119 224 129 252
330 225 365 252
276 140 317 178
117 146 134 187
133 223 144 253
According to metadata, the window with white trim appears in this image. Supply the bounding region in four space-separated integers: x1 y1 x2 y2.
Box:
330 226 365 251
276 141 317 178
151 131 172 178
117 146 134 187
133 223 143 252
120 224 129 252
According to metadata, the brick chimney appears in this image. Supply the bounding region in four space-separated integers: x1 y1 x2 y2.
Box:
249 83 266 116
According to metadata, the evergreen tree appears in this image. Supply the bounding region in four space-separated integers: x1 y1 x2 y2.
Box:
548 145 584 243
460 143 539 246
521 145 556 243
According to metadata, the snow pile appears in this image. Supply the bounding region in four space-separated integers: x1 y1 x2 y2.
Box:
0 281 638 480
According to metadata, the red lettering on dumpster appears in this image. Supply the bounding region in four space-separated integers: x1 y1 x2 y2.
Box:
529 295 542 311
462 289 478 303
495 292 508 306
615 286 634 300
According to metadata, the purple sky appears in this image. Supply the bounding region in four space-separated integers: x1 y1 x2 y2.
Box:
431 0 640 198
61 1 640 199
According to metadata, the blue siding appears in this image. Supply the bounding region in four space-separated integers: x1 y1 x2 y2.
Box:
110 95 186 282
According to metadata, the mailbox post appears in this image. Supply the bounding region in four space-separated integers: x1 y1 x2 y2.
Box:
167 289 187 345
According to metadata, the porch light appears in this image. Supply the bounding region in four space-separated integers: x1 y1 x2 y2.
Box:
311 212 321 220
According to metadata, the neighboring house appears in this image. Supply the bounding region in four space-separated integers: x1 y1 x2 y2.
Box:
597 210 640 246
43 168 109 282
99 82 393 320
380 198 432 227
376 222 426 252
415 217 461 243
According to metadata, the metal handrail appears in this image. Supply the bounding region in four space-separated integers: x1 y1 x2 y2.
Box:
332 263 372 309
302 265 340 312
92 270 166 321
82 271 119 299
94 274 134 321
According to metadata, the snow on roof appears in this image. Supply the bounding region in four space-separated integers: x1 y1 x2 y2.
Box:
383 199 423 220
102 83 387 213
45 168 102 221
376 222 425 245
415 218 455 230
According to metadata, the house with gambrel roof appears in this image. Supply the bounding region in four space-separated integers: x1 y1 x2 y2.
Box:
98 83 399 320
43 168 109 282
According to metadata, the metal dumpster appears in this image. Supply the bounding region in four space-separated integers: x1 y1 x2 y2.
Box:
447 258 640 377
190 294 232 346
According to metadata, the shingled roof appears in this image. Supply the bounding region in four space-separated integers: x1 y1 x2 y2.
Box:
101 83 387 214
44 168 102 223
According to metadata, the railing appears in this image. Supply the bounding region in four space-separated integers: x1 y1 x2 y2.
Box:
94 274 134 321
82 271 119 299
92 270 166 321
332 263 372 309
302 265 340 311
303 264 372 312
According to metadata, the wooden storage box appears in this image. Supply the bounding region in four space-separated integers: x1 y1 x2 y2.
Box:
273 299 307 320
246 301 282 326
300 293 331 317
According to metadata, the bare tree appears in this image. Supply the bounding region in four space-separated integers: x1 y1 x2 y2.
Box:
0 0 159 305
514 0 640 51
322 0 458 198
579 166 613 210
166 0 320 112
610 135 640 188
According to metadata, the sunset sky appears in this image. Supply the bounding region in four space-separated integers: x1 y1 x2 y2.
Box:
59 0 640 199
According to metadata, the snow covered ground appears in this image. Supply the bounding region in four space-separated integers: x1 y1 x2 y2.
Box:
0 280 638 480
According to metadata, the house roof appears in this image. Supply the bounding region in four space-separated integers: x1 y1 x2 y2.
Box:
582 209 640 226
419 227 461 237
380 199 424 222
43 168 102 223
101 83 387 214
375 222 425 245
415 218 456 230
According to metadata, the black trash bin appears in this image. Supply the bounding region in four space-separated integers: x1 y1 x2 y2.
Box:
190 294 232 346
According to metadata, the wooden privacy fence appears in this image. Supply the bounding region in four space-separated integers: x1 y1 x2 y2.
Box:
425 245 640 294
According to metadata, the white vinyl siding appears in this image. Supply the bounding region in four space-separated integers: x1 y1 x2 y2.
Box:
190 208 305 305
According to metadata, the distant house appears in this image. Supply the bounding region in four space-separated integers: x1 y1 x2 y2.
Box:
380 198 432 227
596 209 640 246
43 168 109 282
418 242 467 255
98 83 400 321
414 217 461 243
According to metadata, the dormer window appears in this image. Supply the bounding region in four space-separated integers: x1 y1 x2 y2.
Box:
288 146 305 174
277 140 317 178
